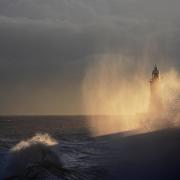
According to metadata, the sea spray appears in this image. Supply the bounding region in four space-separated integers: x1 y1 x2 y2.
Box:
82 56 180 136
2 133 62 179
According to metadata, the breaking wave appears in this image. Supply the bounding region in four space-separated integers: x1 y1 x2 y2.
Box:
1 133 97 180
1 133 63 179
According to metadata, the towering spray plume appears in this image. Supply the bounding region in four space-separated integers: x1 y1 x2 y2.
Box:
83 55 180 136
82 56 150 136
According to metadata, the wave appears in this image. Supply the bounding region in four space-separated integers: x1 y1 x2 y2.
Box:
1 133 96 180
1 133 63 179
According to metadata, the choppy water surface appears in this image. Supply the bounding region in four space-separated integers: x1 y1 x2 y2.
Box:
1 116 180 180
0 116 106 180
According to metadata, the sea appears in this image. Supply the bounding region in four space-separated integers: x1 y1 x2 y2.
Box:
0 116 106 180
1 116 180 180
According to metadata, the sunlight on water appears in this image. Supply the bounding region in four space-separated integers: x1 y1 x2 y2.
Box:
11 133 57 152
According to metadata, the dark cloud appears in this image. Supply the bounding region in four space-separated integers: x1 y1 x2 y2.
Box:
0 1 180 114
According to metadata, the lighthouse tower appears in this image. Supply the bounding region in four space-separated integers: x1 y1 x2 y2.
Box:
149 65 163 113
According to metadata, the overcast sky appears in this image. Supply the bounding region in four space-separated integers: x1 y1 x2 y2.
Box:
0 0 180 115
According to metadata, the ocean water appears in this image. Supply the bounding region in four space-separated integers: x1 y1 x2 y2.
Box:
1 116 180 180
0 116 105 180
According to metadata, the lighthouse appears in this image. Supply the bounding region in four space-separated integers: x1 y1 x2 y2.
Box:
149 65 163 113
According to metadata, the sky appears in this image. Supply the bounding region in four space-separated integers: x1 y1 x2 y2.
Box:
0 0 180 115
